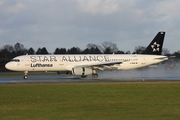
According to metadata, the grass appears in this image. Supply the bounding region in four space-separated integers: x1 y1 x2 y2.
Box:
0 82 180 120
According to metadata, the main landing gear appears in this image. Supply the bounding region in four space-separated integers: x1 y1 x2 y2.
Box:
24 71 28 79
92 74 98 78
92 70 98 78
81 75 88 78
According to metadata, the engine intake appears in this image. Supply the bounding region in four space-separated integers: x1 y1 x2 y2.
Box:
72 67 92 76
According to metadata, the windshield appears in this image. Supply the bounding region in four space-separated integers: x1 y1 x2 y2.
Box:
11 59 20 62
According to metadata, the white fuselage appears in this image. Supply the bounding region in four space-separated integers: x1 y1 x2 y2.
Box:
5 54 168 72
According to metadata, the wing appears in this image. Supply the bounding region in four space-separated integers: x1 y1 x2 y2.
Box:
74 61 123 70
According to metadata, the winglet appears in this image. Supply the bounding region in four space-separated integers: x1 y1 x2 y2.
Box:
142 32 165 55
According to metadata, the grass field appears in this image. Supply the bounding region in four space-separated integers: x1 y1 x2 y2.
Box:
0 82 180 120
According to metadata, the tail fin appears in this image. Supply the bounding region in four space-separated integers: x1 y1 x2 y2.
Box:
142 31 165 55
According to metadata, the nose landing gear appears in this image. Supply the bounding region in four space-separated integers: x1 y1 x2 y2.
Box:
24 71 28 79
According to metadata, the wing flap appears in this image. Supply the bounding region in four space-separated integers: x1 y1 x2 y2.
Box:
74 61 123 70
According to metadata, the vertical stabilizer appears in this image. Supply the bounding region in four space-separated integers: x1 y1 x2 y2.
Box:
142 32 165 55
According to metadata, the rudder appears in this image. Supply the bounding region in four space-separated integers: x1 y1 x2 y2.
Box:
142 32 165 55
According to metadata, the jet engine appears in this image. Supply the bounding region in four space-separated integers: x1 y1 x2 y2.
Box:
72 67 92 76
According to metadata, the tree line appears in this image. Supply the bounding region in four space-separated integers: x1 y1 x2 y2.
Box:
0 42 180 61
0 42 127 60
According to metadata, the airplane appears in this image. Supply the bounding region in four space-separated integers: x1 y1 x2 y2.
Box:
5 31 168 79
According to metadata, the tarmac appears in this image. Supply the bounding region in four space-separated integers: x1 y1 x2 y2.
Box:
1 68 180 84
1 77 180 84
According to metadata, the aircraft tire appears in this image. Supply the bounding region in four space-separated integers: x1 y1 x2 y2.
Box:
81 75 87 78
92 74 98 78
24 76 28 79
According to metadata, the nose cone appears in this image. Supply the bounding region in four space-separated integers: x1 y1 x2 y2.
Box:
5 62 15 71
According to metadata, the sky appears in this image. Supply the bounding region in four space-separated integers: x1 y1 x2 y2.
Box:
0 0 180 53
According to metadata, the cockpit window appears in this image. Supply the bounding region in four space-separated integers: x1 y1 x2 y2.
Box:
11 59 20 62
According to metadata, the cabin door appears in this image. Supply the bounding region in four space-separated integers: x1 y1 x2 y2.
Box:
25 56 30 66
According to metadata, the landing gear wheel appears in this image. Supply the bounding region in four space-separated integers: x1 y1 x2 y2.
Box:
81 75 87 78
92 74 98 78
24 75 28 79
92 69 98 78
24 71 28 79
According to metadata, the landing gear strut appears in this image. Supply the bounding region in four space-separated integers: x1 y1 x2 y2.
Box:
24 71 28 79
92 70 98 78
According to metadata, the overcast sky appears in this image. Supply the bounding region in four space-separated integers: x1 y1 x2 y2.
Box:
0 0 180 53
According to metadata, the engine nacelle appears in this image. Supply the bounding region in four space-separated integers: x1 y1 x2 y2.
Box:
72 67 92 76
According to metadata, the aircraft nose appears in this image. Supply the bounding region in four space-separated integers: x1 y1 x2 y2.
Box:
5 62 14 71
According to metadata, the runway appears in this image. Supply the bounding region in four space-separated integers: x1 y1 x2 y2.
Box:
1 68 180 84
1 77 180 84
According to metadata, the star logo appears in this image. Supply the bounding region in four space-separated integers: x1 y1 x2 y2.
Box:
151 42 160 52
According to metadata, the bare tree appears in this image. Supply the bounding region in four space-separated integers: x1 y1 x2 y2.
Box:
14 43 27 55
133 46 146 54
2 45 14 53
82 43 101 54
0 45 14 59
162 48 170 55
101 42 118 54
